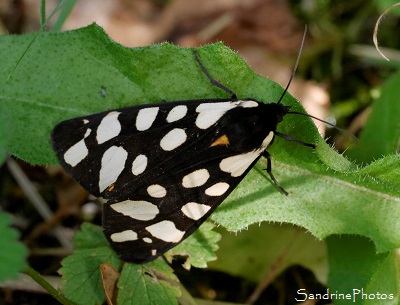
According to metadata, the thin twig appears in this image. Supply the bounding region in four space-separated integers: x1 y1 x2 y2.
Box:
6 158 72 249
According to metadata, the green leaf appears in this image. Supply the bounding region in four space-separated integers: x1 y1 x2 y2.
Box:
364 251 400 304
165 222 221 269
211 153 400 253
60 223 182 305
0 212 28 282
327 235 399 305
347 70 400 163
72 222 112 249
59 223 121 305
209 223 327 283
117 261 181 305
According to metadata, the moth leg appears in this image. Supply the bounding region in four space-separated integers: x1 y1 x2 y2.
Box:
262 151 289 196
194 50 237 99
275 131 316 149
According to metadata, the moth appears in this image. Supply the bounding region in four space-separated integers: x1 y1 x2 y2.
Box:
51 31 322 263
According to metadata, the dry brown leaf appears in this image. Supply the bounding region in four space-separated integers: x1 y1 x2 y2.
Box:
100 263 120 305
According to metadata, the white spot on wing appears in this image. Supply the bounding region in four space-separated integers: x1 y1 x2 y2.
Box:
238 100 258 108
84 129 91 137
205 182 230 196
110 200 159 220
63 128 92 167
167 105 188 123
160 128 187 151
98 146 128 192
143 237 152 243
220 151 260 177
182 169 210 188
110 230 138 242
195 102 236 129
151 249 157 256
64 141 88 167
136 107 159 131
146 221 185 243
131 154 148 175
147 184 167 198
181 202 211 220
262 131 274 148
96 111 121 144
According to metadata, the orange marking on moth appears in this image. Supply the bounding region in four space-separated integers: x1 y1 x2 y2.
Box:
211 134 230 147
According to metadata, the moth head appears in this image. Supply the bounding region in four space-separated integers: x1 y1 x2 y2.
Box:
268 103 292 125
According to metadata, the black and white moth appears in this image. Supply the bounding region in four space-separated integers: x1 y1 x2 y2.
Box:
51 36 320 263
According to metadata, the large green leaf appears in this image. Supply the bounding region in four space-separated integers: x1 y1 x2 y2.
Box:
327 235 399 305
347 70 400 163
209 223 327 283
212 153 399 253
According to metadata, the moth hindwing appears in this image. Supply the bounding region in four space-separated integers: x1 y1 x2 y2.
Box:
51 49 312 263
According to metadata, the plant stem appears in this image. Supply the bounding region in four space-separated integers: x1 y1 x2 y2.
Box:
24 266 78 305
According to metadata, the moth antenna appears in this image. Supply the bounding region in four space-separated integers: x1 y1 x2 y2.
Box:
277 25 307 105
279 26 357 141
287 111 358 140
